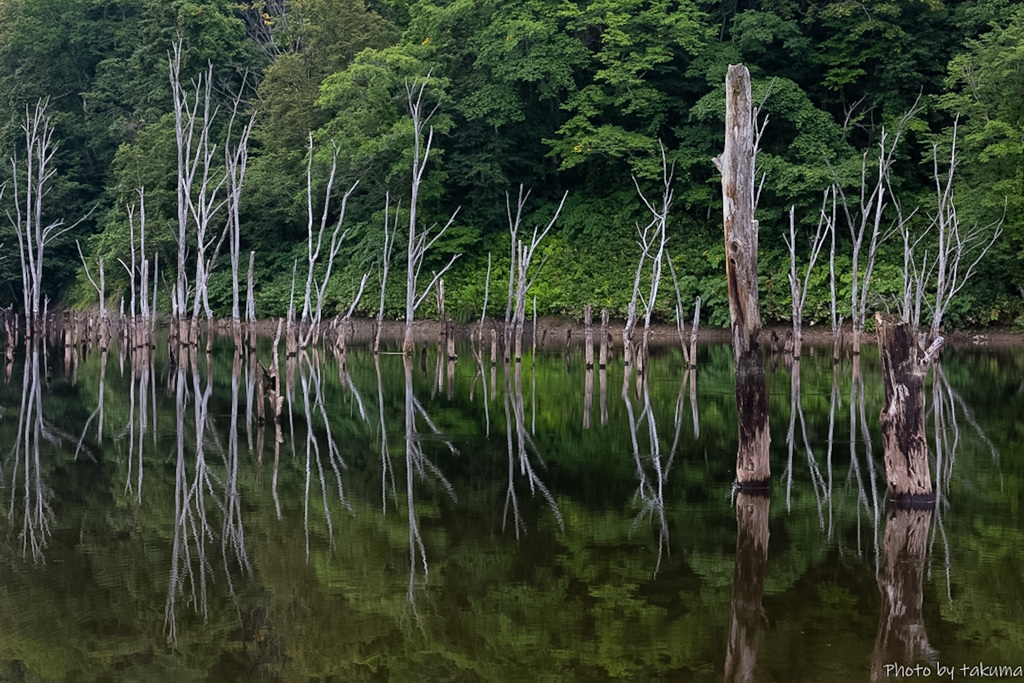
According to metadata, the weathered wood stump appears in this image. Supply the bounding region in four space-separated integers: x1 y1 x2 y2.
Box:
876 313 939 503
715 63 770 490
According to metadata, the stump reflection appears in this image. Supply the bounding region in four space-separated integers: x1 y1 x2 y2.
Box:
724 492 770 683
870 506 937 681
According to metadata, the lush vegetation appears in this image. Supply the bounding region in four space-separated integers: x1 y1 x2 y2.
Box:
0 0 1021 329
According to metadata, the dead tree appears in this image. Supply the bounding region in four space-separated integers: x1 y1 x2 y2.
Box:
875 313 942 503
504 186 567 362
826 103 919 354
374 192 400 354
666 255 701 368
225 96 256 338
8 99 92 335
402 73 461 354
633 142 674 375
713 64 770 489
925 119 1003 343
826 191 844 362
76 241 109 350
784 201 828 359
298 134 363 348
119 189 154 347
476 252 492 358
170 43 222 344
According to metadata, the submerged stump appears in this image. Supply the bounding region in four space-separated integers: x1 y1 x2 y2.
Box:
715 63 770 490
876 313 938 503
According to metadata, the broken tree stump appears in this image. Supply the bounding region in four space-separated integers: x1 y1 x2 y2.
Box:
714 63 770 490
875 313 940 503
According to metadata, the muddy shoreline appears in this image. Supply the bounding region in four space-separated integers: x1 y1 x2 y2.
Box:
30 309 1021 350
262 315 1022 350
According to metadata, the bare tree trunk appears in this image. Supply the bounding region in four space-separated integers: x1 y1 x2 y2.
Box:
784 201 827 360
598 309 609 369
246 251 257 349
225 99 255 350
76 242 108 350
828 191 843 363
714 64 769 489
375 193 399 354
927 120 1003 343
583 305 594 369
504 187 566 362
9 99 92 335
876 314 940 502
688 296 701 369
403 74 461 354
633 142 674 376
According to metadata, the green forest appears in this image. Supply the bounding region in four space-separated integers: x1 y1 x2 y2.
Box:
0 0 1020 330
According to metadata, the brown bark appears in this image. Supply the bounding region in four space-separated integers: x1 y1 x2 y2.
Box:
724 492 769 683
876 313 934 502
716 64 770 489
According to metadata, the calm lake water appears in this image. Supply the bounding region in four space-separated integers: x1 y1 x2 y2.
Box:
0 332 1022 682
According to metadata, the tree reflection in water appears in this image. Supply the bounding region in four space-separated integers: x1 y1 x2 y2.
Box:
0 331 1011 677
402 354 457 624
847 356 884 561
783 358 832 534
626 375 678 577
502 361 562 540
298 348 359 558
164 350 254 645
5 339 64 562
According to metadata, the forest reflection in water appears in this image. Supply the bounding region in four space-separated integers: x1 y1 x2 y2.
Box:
0 330 1022 681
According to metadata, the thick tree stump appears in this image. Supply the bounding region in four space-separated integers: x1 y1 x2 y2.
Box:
876 313 937 503
715 64 770 489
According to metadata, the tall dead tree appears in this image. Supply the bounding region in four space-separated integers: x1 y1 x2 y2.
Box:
713 64 770 489
633 142 674 375
374 192 400 354
827 104 919 354
225 95 256 338
925 120 1003 343
8 99 91 335
783 200 828 359
299 134 364 349
170 42 220 344
76 241 109 350
504 186 567 362
403 74 461 354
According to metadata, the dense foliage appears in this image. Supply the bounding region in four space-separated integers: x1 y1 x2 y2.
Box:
0 0 1020 329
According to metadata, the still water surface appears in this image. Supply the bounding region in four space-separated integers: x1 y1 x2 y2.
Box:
0 335 1021 681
